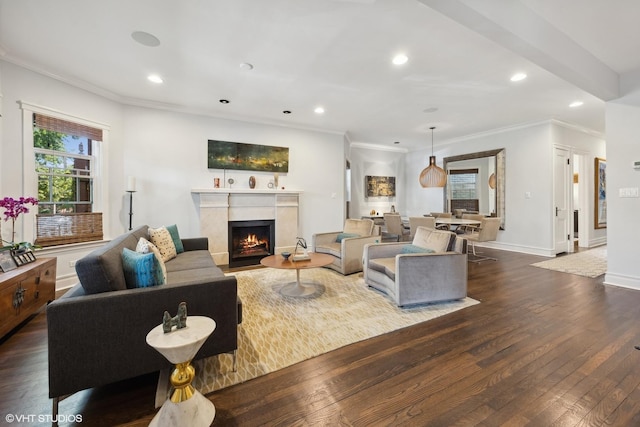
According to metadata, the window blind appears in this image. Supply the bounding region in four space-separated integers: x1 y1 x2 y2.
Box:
34 113 103 141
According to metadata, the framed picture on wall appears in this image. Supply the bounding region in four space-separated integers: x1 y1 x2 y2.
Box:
365 175 396 197
594 157 606 229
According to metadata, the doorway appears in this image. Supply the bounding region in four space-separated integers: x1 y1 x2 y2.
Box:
553 146 572 254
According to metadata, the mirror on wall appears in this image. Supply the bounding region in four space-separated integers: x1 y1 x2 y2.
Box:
443 148 505 229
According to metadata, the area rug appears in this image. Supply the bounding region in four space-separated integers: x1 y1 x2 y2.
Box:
157 267 478 402
530 246 607 278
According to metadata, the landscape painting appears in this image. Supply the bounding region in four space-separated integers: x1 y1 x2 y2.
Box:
208 140 289 172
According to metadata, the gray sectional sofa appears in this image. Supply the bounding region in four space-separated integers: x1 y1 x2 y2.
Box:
47 225 241 415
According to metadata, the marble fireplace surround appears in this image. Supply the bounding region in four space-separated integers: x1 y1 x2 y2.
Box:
191 189 301 266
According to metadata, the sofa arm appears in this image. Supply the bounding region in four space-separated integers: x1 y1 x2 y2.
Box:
340 235 380 274
47 276 238 399
395 252 468 305
182 237 209 251
312 232 341 249
363 242 404 265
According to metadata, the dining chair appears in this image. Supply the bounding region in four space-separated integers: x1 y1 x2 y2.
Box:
455 213 485 235
463 217 501 262
430 212 452 230
383 213 410 242
408 216 436 239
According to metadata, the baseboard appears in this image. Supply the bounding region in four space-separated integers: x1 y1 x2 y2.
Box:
604 273 640 291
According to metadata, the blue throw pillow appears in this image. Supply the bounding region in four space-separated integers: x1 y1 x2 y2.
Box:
400 244 435 254
122 248 165 288
166 224 185 254
336 232 360 243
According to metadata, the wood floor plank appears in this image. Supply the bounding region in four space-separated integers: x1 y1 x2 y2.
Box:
2 247 640 426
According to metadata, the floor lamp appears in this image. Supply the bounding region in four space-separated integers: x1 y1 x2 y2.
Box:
127 177 137 230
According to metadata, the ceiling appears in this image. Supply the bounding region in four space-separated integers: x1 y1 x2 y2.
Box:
1 0 639 150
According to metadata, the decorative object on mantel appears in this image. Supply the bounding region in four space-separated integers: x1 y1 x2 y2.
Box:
126 176 137 231
162 301 188 333
208 140 289 172
227 178 234 188
293 237 310 261
419 126 447 188
249 176 256 189
274 173 279 188
214 178 220 188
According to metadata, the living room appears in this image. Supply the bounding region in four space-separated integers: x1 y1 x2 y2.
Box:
2 1 640 425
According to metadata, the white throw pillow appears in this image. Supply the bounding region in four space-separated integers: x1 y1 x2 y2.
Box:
148 226 177 262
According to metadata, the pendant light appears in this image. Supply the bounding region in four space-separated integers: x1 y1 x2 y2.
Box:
419 126 447 188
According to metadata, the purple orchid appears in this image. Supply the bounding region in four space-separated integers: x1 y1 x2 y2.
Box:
0 196 38 246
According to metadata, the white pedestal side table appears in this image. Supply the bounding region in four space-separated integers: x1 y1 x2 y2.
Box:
146 316 216 427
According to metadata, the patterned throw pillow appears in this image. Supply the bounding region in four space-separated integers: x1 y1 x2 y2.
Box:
166 224 184 254
136 237 167 283
122 248 165 288
148 226 177 262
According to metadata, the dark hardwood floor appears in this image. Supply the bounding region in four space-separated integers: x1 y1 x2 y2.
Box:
1 248 640 426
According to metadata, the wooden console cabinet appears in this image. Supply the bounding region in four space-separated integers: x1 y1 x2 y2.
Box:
0 257 56 339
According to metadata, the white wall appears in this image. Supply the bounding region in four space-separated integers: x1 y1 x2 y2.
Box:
348 144 406 218
604 71 640 289
0 60 345 289
121 106 345 241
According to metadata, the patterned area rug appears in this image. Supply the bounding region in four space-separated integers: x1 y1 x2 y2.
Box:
157 267 478 402
530 246 607 278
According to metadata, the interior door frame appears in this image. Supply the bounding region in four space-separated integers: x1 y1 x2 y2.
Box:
554 145 573 254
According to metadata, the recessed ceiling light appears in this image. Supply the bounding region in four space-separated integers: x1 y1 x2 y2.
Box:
147 74 163 84
314 106 325 114
510 72 527 82
394 141 400 145
423 107 439 114
392 54 408 65
569 101 584 108
132 31 161 47
219 99 230 104
282 110 292 114
239 62 254 71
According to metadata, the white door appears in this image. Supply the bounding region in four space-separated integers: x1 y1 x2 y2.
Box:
554 147 572 254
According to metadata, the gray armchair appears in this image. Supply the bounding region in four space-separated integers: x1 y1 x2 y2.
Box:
312 218 380 275
363 226 468 307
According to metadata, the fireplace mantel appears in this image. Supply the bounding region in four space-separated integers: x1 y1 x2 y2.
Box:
191 189 301 265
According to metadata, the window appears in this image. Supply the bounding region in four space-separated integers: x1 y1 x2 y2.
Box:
448 168 480 212
449 169 478 199
32 114 104 246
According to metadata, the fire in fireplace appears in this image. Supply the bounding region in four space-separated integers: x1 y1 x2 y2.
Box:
228 219 275 267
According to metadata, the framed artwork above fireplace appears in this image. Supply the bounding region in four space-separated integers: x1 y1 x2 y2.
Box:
208 140 289 172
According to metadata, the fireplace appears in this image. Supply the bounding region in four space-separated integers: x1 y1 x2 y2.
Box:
228 219 275 267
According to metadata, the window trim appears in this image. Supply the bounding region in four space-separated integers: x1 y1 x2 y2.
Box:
19 101 110 246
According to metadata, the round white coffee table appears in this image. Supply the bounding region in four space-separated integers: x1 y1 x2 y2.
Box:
146 316 216 427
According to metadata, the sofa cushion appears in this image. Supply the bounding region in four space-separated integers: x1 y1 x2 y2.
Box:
166 250 218 272
166 224 185 254
136 237 167 283
369 257 396 281
315 242 342 257
75 230 143 294
401 244 435 254
336 232 359 243
121 248 165 288
148 226 177 262
412 227 455 253
167 266 226 285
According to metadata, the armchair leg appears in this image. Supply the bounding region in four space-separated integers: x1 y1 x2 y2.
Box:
468 242 497 263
